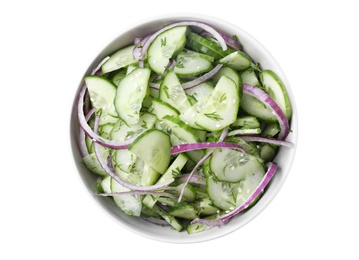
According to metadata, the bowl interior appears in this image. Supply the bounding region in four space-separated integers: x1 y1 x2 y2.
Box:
70 13 298 243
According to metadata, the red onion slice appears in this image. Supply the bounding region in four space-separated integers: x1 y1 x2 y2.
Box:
242 84 290 139
79 108 96 157
191 162 278 227
137 21 227 61
182 64 223 90
240 135 294 148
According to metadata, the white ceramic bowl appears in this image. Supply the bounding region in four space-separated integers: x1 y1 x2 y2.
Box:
70 13 298 243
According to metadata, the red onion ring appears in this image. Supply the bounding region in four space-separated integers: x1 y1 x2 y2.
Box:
78 108 96 157
240 135 294 148
242 84 290 139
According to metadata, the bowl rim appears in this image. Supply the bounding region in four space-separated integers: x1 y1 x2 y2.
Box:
70 12 298 244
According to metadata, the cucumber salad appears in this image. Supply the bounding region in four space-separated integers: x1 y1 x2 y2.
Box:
77 20 294 234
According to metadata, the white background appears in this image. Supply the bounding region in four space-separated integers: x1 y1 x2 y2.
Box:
1 0 358 259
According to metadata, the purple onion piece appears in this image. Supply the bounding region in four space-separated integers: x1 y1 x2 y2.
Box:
242 84 290 139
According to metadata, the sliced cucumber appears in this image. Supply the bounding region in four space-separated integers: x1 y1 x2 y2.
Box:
114 68 151 125
197 197 220 216
230 116 261 129
101 175 111 193
142 153 188 208
159 70 191 113
152 205 183 231
240 67 261 88
148 26 187 75
102 45 138 74
209 148 265 183
211 66 241 90
240 92 277 122
174 51 213 78
82 150 108 177
168 204 198 220
195 75 240 131
179 94 211 129
186 215 216 234
150 98 180 120
186 32 228 60
84 76 117 117
219 50 252 71
110 178 142 217
113 149 137 173
140 163 160 186
259 69 292 119
128 129 171 174
206 165 265 211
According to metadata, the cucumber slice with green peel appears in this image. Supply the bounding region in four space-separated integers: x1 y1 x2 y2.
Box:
186 215 216 234
211 66 241 90
259 69 292 119
114 68 151 125
241 67 261 88
195 75 240 131
140 163 160 186
101 175 111 193
207 166 265 211
148 26 188 75
173 183 196 203
159 70 191 113
126 64 138 75
142 153 188 208
84 76 117 117
259 143 278 162
128 129 171 174
209 148 265 183
240 92 277 122
186 32 228 60
110 178 142 217
197 197 220 216
114 164 142 185
101 45 138 74
179 94 211 129
174 51 213 78
113 149 137 173
150 98 180 119
219 50 252 71
168 204 198 220
230 116 261 129
227 128 261 136
152 205 183 231
182 48 215 62
82 150 108 177
157 197 179 207
262 122 280 137
109 69 126 87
